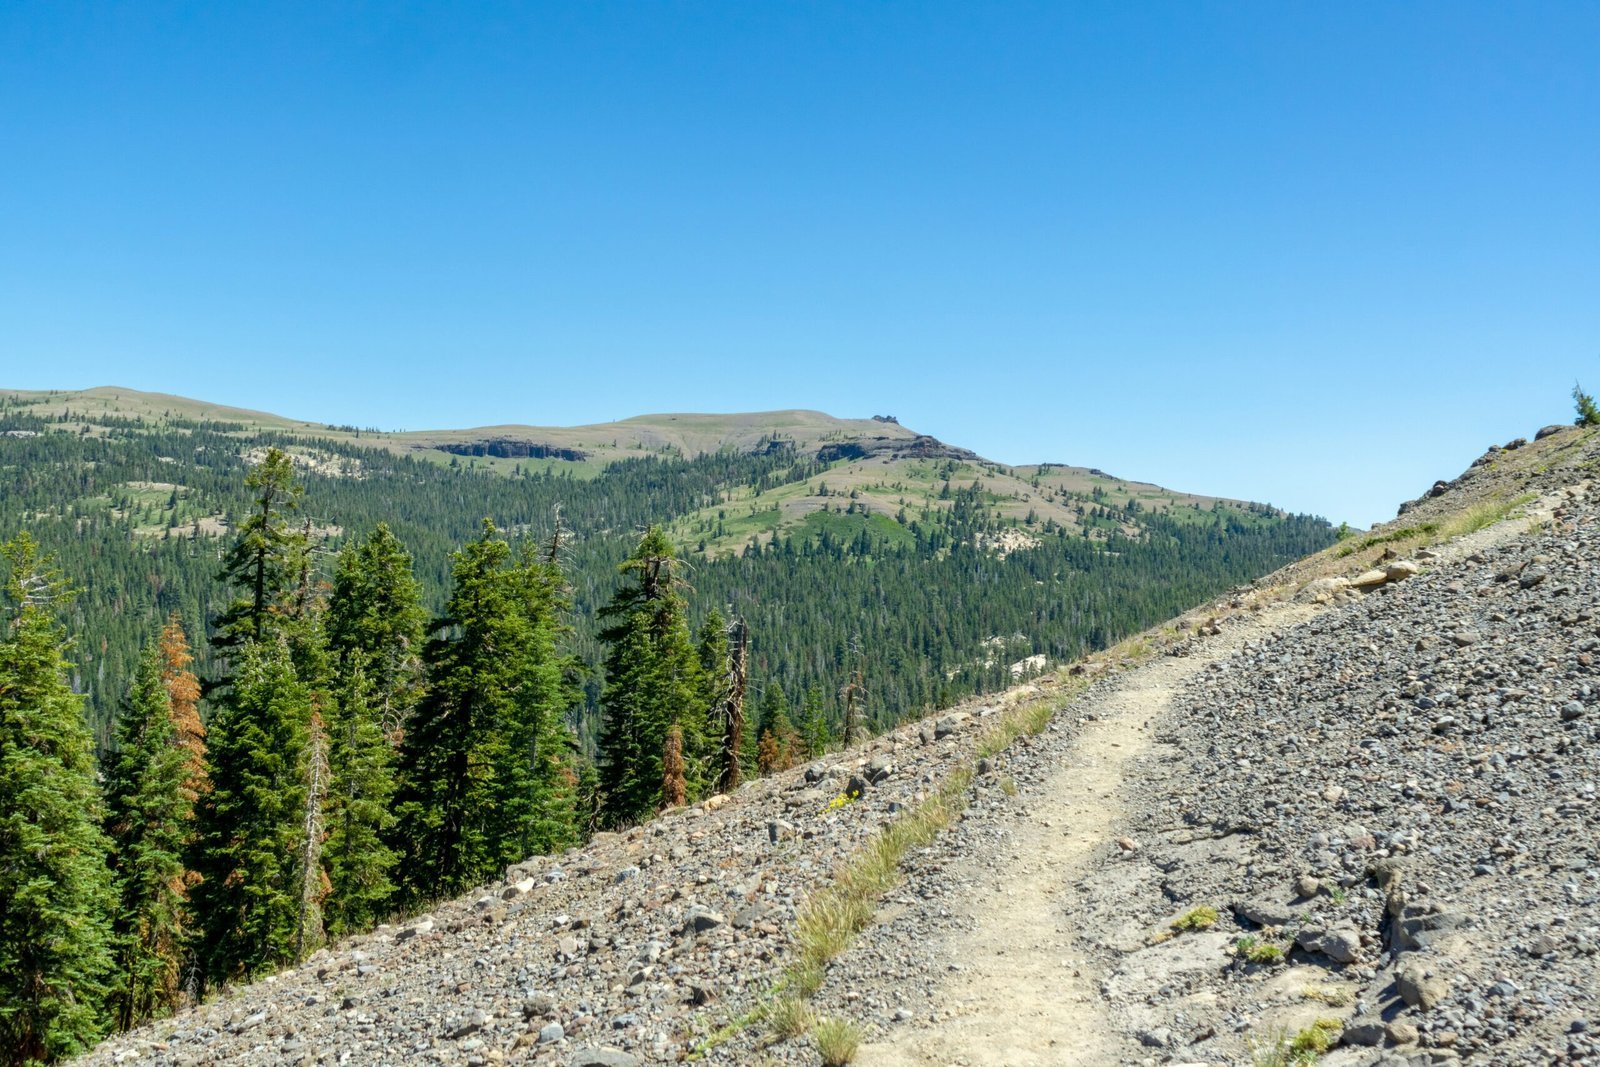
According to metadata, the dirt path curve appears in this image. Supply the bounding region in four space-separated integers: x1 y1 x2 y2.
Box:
858 604 1318 1067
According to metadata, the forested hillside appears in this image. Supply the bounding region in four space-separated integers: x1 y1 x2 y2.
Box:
0 388 1334 751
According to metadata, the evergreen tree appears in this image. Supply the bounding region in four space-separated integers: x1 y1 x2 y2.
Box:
157 616 206 807
1576 381 1600 428
211 448 305 655
324 523 426 738
0 534 115 1064
390 522 578 906
596 528 706 825
321 666 396 936
800 686 832 759
189 638 311 989
294 710 329 959
755 682 797 774
103 642 192 1031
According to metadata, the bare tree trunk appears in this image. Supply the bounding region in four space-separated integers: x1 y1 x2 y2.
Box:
296 711 328 960
660 725 687 810
717 619 748 793
842 666 865 747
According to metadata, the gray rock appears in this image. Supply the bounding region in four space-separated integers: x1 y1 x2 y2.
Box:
867 754 894 784
1397 965 1449 1010
571 1051 640 1067
686 905 726 932
1233 896 1303 928
539 1021 565 1043
1344 1018 1387 1046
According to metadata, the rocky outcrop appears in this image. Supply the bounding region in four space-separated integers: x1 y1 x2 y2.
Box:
815 434 977 464
433 439 590 461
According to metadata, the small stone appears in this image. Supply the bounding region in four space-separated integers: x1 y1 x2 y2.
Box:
1136 1027 1173 1048
1115 836 1138 852
570 1051 640 1067
502 877 536 900
397 917 433 940
1343 1018 1386 1046
1561 702 1586 722
1387 1021 1420 1045
1294 875 1321 899
538 1022 565 1044
866 754 895 784
1397 965 1449 1010
686 905 726 932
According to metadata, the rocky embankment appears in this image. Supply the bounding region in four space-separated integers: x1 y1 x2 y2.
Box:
78 688 1051 1067
816 473 1598 1066
1107 480 1600 1065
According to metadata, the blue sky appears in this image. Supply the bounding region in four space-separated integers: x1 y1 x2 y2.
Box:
2 2 1595 526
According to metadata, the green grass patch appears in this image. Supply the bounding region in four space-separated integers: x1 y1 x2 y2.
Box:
813 1017 863 1066
1171 905 1219 932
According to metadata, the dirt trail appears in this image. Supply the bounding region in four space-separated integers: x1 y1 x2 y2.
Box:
858 605 1316 1067
857 491 1569 1067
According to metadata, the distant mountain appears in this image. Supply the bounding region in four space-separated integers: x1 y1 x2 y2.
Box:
0 386 1335 746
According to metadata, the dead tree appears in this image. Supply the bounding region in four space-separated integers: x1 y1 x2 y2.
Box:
295 710 329 959
716 618 749 793
841 666 866 747
660 725 687 810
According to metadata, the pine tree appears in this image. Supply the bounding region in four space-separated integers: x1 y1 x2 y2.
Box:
391 522 578 906
324 524 426 739
189 637 311 989
596 528 706 825
212 448 305 653
103 642 192 1031
1576 381 1600 428
294 710 329 958
800 686 832 760
0 534 116 1064
157 615 206 807
755 682 796 774
322 666 396 936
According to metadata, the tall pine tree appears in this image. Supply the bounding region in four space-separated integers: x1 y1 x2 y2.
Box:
189 637 311 989
596 528 706 825
324 523 426 739
391 521 578 907
103 641 192 1031
211 448 305 656
321 666 396 935
157 615 207 808
0 535 115 1065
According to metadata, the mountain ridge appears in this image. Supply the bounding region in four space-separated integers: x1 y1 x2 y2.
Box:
0 385 1286 515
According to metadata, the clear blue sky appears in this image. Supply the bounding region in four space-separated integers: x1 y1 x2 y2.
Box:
3 2 1596 526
